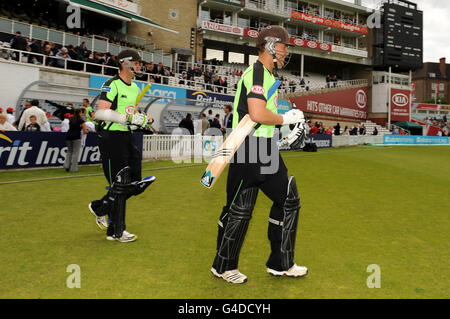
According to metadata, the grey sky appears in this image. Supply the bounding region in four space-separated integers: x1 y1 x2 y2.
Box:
343 0 450 63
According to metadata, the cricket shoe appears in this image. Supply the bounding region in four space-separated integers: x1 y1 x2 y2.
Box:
88 201 109 231
267 264 308 277
106 230 138 243
211 268 247 284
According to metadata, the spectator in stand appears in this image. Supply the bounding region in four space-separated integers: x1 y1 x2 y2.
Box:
204 70 212 91
326 127 333 135
187 67 195 80
28 39 43 64
222 104 233 134
154 62 165 83
25 115 41 132
42 44 55 66
318 122 325 134
179 71 188 85
222 77 228 94
64 109 89 173
326 75 331 88
207 109 214 125
1 44 10 60
55 47 71 68
342 126 349 135
75 42 89 61
0 114 17 131
334 123 341 136
310 122 319 134
61 113 71 132
200 113 210 135
373 127 378 136
179 113 194 135
105 54 119 75
18 100 49 131
10 31 27 61
443 114 447 123
163 66 171 85
359 124 366 135
214 76 223 93
399 129 405 135
211 114 222 130
332 75 338 88
350 126 358 135
42 113 53 131
6 107 16 125
289 80 296 93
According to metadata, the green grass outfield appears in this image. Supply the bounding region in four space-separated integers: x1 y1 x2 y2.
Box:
0 145 449 299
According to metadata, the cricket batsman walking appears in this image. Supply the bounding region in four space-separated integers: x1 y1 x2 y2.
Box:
211 26 308 283
88 49 155 242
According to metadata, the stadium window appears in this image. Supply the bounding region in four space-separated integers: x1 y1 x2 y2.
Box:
324 8 334 19
210 9 224 23
229 52 245 64
206 49 224 62
200 7 210 21
267 0 280 9
298 1 308 12
286 24 297 36
286 0 298 11
238 14 250 28
250 16 260 29
324 33 334 43
224 11 232 25
249 55 258 65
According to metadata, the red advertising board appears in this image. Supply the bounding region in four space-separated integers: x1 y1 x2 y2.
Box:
201 21 243 36
290 11 369 34
243 28 331 52
390 88 411 122
289 87 369 120
412 103 441 111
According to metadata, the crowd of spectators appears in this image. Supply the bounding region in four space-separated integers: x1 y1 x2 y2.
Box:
305 121 377 136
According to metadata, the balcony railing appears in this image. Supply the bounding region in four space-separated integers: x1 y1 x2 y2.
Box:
199 18 367 55
0 17 153 61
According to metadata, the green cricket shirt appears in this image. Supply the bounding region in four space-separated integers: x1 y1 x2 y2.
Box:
232 60 278 138
99 75 139 131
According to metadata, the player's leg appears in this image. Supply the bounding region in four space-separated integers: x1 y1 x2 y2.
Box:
64 140 73 171
211 163 259 283
89 131 127 233
259 155 307 277
69 139 81 172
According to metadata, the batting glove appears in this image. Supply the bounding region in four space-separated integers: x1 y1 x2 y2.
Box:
282 109 305 125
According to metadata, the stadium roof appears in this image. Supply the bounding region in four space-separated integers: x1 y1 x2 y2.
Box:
68 0 179 34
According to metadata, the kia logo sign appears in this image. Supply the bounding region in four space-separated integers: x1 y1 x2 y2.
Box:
356 90 367 109
392 93 409 106
307 41 317 49
246 30 259 38
294 39 304 46
320 43 329 51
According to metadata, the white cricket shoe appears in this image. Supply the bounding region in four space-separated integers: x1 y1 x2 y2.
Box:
267 264 308 277
106 230 138 243
211 268 248 284
88 202 109 231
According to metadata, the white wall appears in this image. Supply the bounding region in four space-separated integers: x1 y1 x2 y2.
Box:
0 61 39 110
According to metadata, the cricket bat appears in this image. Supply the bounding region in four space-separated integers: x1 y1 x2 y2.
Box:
200 80 282 189
136 83 151 108
200 114 256 188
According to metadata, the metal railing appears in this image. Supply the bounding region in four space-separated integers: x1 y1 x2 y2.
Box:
390 124 411 135
243 0 361 25
0 46 236 94
1 45 368 98
198 17 368 54
0 16 154 61
141 133 385 160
